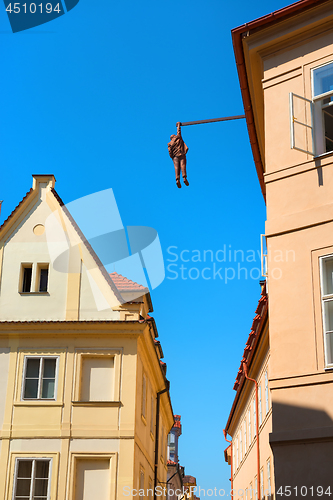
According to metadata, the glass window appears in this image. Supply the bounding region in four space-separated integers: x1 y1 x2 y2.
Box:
313 62 333 98
258 385 262 426
22 266 32 293
265 371 269 415
267 459 271 498
244 419 247 453
142 374 146 418
312 62 333 154
248 409 252 443
14 459 51 500
253 399 256 436
23 357 57 400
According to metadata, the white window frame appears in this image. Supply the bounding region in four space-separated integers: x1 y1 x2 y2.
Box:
239 429 242 462
253 398 256 437
260 468 264 500
248 409 252 443
13 457 52 500
21 356 59 401
244 419 247 453
265 370 269 415
236 436 239 469
319 254 333 368
254 477 258 500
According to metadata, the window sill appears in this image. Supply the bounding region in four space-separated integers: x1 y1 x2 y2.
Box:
324 365 333 371
15 401 63 407
72 401 122 407
19 292 50 296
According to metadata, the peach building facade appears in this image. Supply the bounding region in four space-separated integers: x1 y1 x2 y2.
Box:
0 175 174 500
225 0 333 497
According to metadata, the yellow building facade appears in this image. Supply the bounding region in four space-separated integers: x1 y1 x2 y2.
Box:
0 175 174 500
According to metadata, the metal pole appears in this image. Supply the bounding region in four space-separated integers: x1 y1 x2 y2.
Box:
179 115 245 127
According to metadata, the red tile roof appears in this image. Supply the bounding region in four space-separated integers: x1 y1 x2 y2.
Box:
109 272 148 293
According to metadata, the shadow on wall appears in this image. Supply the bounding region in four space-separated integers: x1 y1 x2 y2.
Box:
270 402 333 498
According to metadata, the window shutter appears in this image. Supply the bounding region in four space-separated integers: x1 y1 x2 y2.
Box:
289 92 315 155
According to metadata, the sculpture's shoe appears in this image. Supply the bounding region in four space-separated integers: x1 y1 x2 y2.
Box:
176 180 182 188
183 178 189 186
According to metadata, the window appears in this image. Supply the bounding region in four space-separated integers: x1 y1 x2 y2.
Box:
13 459 51 500
150 395 155 434
75 459 110 500
244 419 247 453
253 398 256 436
168 432 176 462
236 437 239 469
142 374 146 418
264 371 269 415
249 483 253 500
254 477 258 500
260 468 264 500
80 356 114 401
22 357 57 400
289 61 333 156
239 429 243 462
21 265 32 293
312 62 333 154
37 264 49 292
267 459 271 498
248 409 252 443
258 385 262 426
320 255 333 366
148 480 153 500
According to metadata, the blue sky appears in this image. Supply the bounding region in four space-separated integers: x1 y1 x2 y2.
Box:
1 0 290 493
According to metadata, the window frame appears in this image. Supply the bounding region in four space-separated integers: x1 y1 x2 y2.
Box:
13 457 52 500
21 356 59 401
265 370 269 415
319 254 333 368
258 384 262 426
248 408 252 443
311 61 333 156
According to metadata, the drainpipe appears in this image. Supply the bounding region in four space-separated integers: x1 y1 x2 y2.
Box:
223 429 233 500
243 362 260 500
154 386 168 500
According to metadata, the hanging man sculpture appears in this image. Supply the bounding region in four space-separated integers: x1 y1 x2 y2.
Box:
168 122 189 188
